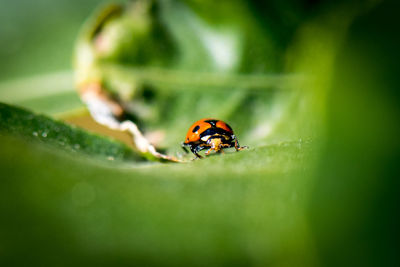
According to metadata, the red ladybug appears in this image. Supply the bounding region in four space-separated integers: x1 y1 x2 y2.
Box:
182 118 247 158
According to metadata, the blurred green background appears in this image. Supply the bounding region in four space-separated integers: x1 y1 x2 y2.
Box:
0 0 102 115
0 0 399 266
0 0 102 79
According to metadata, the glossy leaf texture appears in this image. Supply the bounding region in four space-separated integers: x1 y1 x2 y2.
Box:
0 103 142 162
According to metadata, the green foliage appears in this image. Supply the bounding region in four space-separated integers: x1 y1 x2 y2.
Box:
74 0 312 151
0 131 317 266
0 103 142 162
0 0 399 266
309 1 400 266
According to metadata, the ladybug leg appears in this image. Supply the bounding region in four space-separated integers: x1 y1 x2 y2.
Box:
192 145 204 159
194 151 202 158
211 145 231 155
205 138 222 156
205 148 214 156
217 143 230 154
181 142 189 154
233 135 248 151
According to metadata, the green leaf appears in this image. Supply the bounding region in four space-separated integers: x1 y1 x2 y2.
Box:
0 127 316 266
2 0 397 266
0 102 142 162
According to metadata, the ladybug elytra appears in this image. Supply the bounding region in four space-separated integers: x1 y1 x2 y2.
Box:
182 118 247 158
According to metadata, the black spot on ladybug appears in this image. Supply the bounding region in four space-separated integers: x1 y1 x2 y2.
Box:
192 125 200 133
205 119 218 126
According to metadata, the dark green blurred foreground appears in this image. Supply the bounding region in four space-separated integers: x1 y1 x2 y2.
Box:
1 0 400 266
0 133 316 266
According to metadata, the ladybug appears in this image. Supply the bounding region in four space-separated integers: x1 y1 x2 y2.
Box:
182 118 247 158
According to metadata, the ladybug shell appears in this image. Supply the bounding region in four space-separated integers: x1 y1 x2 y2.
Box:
184 118 234 144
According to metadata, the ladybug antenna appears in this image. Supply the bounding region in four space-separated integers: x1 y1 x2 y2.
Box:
181 142 189 153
